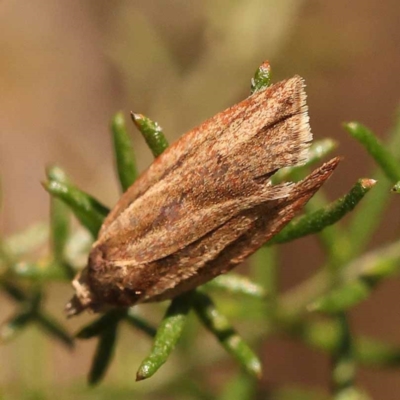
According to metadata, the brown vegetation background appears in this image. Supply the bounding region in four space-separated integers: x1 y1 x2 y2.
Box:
1 1 400 399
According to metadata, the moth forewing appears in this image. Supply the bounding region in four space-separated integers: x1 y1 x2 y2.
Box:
95 77 311 263
98 75 310 242
66 75 338 316
138 157 340 303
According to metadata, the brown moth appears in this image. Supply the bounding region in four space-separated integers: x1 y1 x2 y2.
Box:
66 74 339 316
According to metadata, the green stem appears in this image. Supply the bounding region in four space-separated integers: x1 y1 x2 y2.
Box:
193 290 262 378
331 314 356 396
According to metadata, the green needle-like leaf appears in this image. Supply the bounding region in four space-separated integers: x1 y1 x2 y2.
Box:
125 309 157 338
392 181 400 193
344 122 400 183
219 373 256 400
0 310 33 342
251 246 278 298
281 239 400 315
331 314 356 397
0 281 27 302
308 240 400 313
250 61 272 94
9 261 68 281
111 112 138 192
346 114 400 255
4 223 48 258
131 112 169 158
88 322 120 385
136 294 192 381
193 291 262 378
269 178 376 245
36 312 74 348
0 291 69 347
204 274 267 299
43 180 109 238
301 188 352 266
295 318 400 368
47 166 71 275
78 310 126 384
76 310 126 339
356 337 400 367
308 280 371 314
30 290 42 312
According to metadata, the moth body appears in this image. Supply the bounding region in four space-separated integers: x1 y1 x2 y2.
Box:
66 76 339 316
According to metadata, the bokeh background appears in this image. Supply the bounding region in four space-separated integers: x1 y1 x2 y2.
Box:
1 1 400 399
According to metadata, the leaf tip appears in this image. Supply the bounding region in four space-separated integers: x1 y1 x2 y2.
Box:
360 178 377 189
112 111 124 124
88 375 100 386
251 360 263 379
135 370 147 382
45 165 68 182
130 112 142 125
391 182 400 193
41 180 49 191
251 60 272 93
343 121 358 130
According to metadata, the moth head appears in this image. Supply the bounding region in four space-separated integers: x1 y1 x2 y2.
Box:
65 268 103 317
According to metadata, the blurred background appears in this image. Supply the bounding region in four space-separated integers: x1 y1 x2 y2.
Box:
1 1 400 399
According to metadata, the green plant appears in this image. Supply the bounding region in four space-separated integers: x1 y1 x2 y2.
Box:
1 64 400 399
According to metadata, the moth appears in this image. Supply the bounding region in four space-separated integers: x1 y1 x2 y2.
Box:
67 74 339 316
